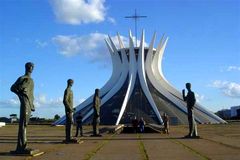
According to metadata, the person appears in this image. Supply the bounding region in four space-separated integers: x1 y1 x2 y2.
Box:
10 62 35 153
138 117 145 133
182 83 199 138
75 112 83 137
163 113 169 134
92 88 101 136
63 79 75 142
132 116 138 133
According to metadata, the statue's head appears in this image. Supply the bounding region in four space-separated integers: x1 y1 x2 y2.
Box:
67 79 74 86
95 88 100 96
186 83 191 90
25 62 34 73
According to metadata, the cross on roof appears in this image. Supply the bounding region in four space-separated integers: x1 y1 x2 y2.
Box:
125 9 147 47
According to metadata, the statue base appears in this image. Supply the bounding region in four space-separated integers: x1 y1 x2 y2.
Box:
191 136 200 139
10 148 44 157
90 134 102 137
63 138 83 144
183 135 201 139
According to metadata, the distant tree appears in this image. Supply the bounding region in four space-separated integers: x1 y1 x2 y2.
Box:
10 114 17 117
54 114 60 120
9 114 18 123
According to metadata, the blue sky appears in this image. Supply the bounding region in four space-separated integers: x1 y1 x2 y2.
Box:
0 0 239 119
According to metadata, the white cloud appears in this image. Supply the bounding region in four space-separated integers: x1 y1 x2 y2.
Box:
195 93 205 103
52 32 149 67
0 95 62 109
0 97 20 107
50 0 106 25
52 33 132 64
112 35 129 48
227 66 240 72
0 95 85 118
211 80 240 98
107 17 116 24
34 94 85 108
35 39 48 48
132 36 149 47
52 33 109 62
34 94 62 108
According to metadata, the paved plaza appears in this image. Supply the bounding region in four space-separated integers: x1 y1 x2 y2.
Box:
0 122 240 160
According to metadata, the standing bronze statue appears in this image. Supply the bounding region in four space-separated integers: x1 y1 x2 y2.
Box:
63 79 78 143
163 113 169 134
92 88 101 136
10 62 42 155
75 112 83 137
182 83 199 138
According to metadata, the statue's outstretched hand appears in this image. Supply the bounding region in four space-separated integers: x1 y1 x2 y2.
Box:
31 105 35 112
182 89 185 95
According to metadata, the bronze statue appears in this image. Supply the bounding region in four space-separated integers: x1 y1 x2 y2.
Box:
10 62 41 155
92 88 101 136
163 113 169 134
75 112 83 137
182 83 199 138
63 79 76 142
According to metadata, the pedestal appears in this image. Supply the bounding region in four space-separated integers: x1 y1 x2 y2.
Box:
10 148 44 157
62 138 84 144
90 134 102 137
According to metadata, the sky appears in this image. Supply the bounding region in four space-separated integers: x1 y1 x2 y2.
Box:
0 0 239 119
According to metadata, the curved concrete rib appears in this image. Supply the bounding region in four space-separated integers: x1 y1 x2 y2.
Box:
117 32 125 49
145 34 195 123
82 36 124 122
101 36 129 104
101 48 129 104
82 109 93 123
152 37 226 123
151 37 208 123
152 36 168 82
116 30 138 125
78 38 120 106
196 104 226 123
53 38 120 125
152 37 183 99
137 30 163 124
78 39 119 107
55 31 225 126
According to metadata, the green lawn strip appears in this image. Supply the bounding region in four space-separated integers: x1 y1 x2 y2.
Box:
83 133 116 160
169 137 211 160
137 134 149 160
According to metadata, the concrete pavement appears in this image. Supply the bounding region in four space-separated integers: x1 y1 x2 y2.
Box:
0 123 239 160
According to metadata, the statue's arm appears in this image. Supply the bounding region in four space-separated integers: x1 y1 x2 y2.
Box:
63 90 69 106
192 92 196 106
182 89 186 101
94 98 100 117
69 106 74 112
10 77 27 95
63 90 72 112
98 99 101 115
